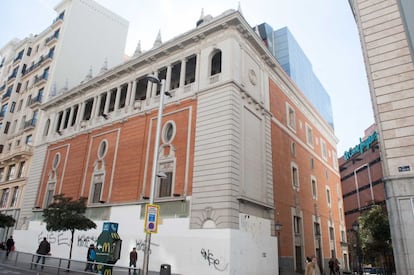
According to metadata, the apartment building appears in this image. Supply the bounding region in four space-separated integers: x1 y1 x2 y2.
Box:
349 1 414 274
8 9 346 274
0 0 128 241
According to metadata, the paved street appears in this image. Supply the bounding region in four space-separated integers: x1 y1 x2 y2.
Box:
0 250 171 275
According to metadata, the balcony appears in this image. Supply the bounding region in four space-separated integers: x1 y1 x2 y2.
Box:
51 12 64 29
7 72 17 83
24 118 37 130
2 89 12 101
0 144 33 162
13 55 23 65
22 54 53 79
45 33 59 46
29 94 43 108
34 74 48 87
0 84 5 92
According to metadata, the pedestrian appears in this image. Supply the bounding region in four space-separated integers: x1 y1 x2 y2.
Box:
329 257 340 275
305 255 321 275
6 236 14 257
85 244 97 272
129 247 138 274
35 237 51 269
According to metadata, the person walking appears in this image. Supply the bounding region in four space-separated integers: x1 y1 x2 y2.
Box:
6 236 14 257
129 247 138 274
329 257 340 275
306 255 321 275
35 237 51 269
85 244 97 272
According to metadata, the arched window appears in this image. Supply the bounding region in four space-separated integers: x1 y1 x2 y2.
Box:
210 50 222 76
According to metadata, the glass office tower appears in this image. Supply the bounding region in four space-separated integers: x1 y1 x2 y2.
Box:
255 24 334 128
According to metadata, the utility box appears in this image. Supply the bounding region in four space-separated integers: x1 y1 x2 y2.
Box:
96 222 122 274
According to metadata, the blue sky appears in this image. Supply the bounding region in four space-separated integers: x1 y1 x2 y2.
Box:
0 0 374 154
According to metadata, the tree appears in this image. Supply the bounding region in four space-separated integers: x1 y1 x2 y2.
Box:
358 205 392 270
42 194 96 268
0 213 15 228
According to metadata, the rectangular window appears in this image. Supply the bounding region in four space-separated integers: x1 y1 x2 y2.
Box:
55 111 63 132
0 188 10 208
71 105 78 126
306 124 314 147
341 230 346 242
311 177 317 199
10 102 16 113
119 84 127 109
10 186 19 207
185 55 196 85
286 104 296 130
63 108 70 129
170 62 181 90
326 188 331 207
6 164 16 181
17 161 25 178
98 93 107 117
134 77 147 100
108 88 116 112
321 139 327 160
314 222 321 236
83 98 94 121
25 134 33 145
45 182 55 207
293 216 301 234
16 83 22 93
329 227 334 241
156 67 167 96
291 164 299 189
92 174 103 203
4 121 10 134
158 171 173 197
291 142 296 157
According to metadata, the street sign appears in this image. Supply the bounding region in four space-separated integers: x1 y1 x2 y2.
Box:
144 204 160 234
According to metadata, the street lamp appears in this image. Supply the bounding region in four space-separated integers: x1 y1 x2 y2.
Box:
275 221 282 274
142 74 168 275
353 221 362 275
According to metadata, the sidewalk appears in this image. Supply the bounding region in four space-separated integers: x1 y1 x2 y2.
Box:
0 250 163 275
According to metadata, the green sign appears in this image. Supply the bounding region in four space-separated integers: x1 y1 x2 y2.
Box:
344 131 378 160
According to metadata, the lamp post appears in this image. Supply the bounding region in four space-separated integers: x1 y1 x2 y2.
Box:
142 74 167 275
275 221 283 274
353 221 362 275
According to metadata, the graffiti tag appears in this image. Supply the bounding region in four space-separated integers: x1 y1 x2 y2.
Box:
200 248 228 272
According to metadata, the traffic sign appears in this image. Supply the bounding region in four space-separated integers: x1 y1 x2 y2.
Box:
144 204 160 234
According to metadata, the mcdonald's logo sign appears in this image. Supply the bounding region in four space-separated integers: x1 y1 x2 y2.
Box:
111 232 120 239
103 269 112 275
102 242 111 252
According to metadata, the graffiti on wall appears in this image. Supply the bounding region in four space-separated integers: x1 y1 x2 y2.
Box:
38 231 70 246
200 248 228 272
37 231 98 247
77 235 98 247
135 239 160 254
